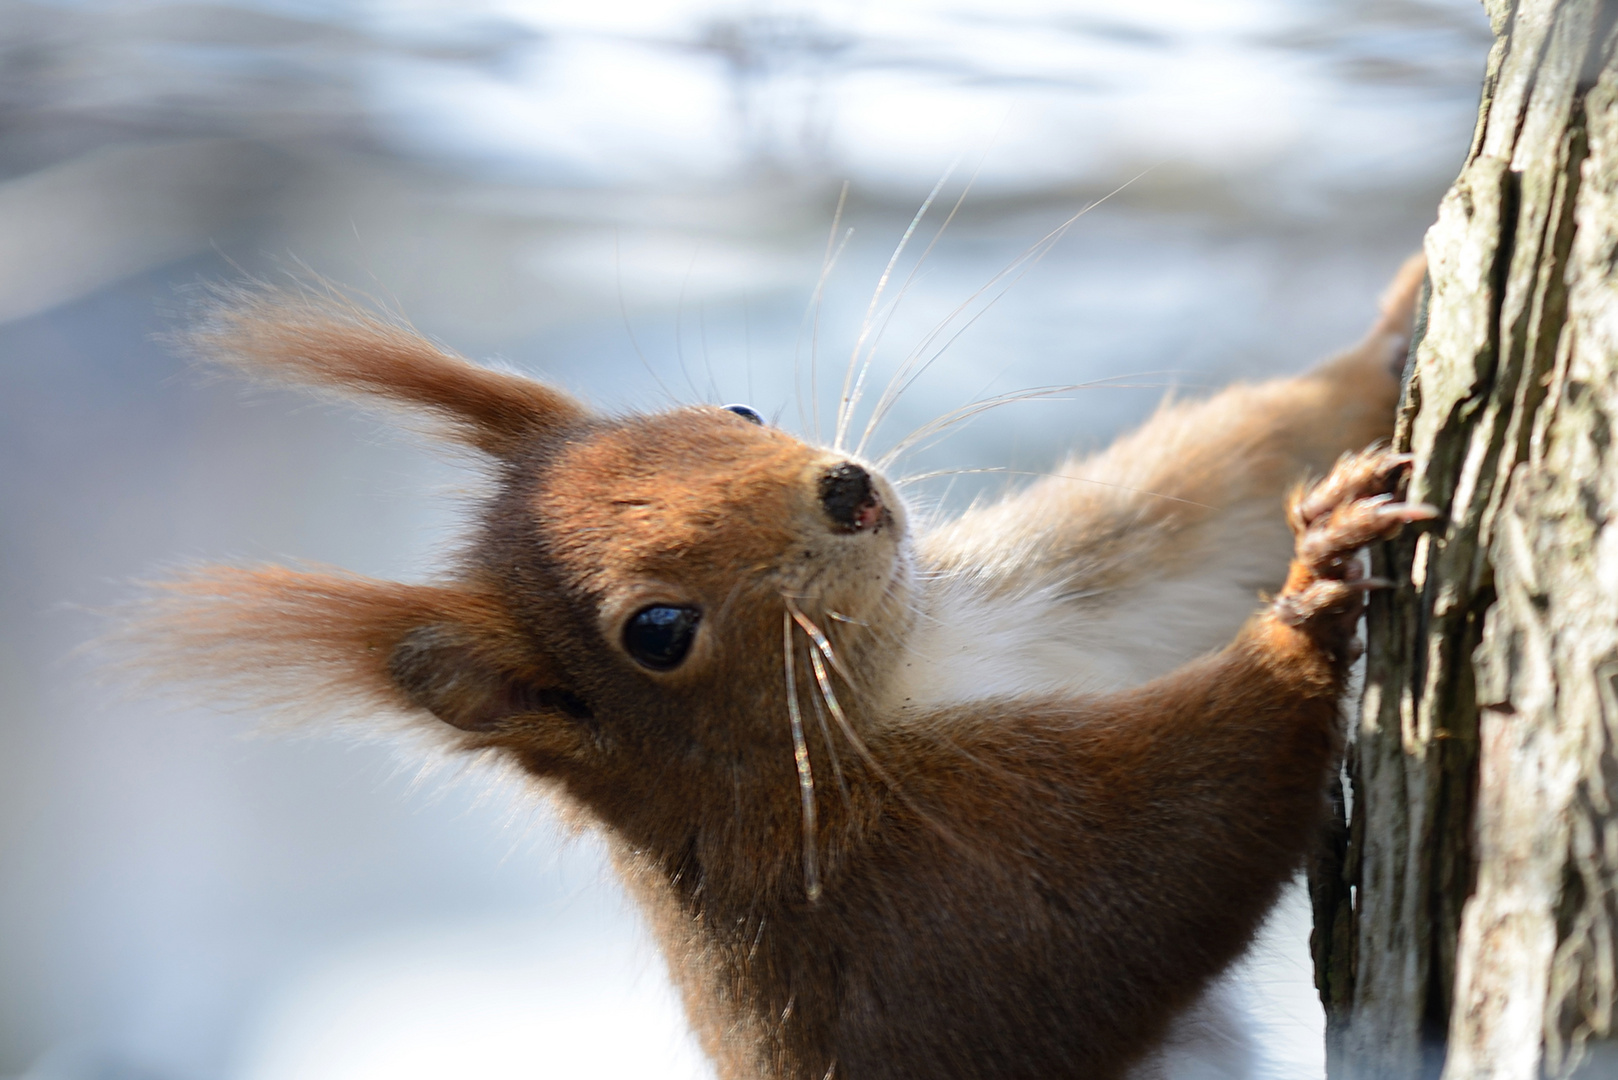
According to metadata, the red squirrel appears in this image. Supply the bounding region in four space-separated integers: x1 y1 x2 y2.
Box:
133 256 1432 1079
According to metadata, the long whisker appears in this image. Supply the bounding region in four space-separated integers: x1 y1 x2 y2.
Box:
835 169 953 451
674 247 703 401
893 467 1213 510
785 599 971 857
744 296 754 405
614 228 678 406
808 650 854 757
867 251 1078 451
855 159 992 458
789 604 1031 810
884 367 1187 463
806 660 850 808
784 601 879 774
856 166 1160 456
788 602 855 684
841 162 975 450
698 300 719 403
877 384 1098 468
782 610 822 903
877 379 1181 469
804 629 879 785
796 182 852 442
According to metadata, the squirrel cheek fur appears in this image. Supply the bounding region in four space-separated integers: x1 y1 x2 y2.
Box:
133 255 1434 1079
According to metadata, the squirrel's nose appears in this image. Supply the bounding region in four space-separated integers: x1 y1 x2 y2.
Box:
820 462 884 533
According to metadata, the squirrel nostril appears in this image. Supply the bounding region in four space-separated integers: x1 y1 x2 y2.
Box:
820 462 883 533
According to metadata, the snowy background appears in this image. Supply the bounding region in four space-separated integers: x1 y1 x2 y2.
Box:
0 1 1490 1077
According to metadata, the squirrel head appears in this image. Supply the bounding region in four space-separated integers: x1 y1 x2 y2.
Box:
134 289 915 890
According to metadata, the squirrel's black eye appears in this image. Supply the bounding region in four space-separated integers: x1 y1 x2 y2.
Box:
724 404 764 425
623 605 702 670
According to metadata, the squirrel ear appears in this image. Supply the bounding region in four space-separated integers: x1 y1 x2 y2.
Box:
388 623 593 734
182 286 589 459
124 567 591 759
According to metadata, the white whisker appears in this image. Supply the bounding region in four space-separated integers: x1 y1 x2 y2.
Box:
876 376 1177 468
808 649 851 752
697 300 718 403
782 610 822 903
787 602 854 683
835 168 954 450
855 161 993 458
842 163 982 452
878 384 1093 467
614 228 678 405
856 165 1162 456
796 182 852 442
674 246 704 401
786 601 948 838
800 630 974 858
894 467 1213 510
806 665 850 807
878 372 1186 468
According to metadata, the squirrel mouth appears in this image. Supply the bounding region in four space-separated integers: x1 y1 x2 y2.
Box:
819 462 886 534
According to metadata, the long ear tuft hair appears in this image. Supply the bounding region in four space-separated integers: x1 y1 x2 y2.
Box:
115 565 514 739
182 285 589 458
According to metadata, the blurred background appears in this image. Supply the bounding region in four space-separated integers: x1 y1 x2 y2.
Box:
0 1 1490 1077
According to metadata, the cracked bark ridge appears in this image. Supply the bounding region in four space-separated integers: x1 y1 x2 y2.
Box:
1315 1 1618 1077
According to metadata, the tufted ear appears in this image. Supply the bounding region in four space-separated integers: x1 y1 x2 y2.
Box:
387 621 593 735
127 566 593 760
181 286 589 459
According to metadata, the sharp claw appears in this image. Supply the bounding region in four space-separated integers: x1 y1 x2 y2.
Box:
1403 502 1441 522
1283 451 1437 638
1377 452 1415 473
1349 577 1394 592
1371 500 1439 528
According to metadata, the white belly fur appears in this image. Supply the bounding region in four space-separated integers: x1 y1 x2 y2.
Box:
890 508 1320 1079
893 501 1294 707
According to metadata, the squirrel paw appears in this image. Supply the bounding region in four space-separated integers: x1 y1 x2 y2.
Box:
1274 448 1438 650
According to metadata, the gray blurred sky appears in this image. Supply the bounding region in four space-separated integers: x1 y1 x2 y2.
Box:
0 2 1489 1078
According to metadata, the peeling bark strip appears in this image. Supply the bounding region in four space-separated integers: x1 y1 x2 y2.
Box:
1317 1 1618 1077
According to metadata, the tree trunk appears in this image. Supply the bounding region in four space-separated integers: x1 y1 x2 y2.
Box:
1312 1 1618 1077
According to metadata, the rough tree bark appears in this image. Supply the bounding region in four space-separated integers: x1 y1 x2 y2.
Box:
1311 1 1618 1077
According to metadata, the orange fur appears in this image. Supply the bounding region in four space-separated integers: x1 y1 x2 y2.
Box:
183 286 586 457
129 257 1431 1079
